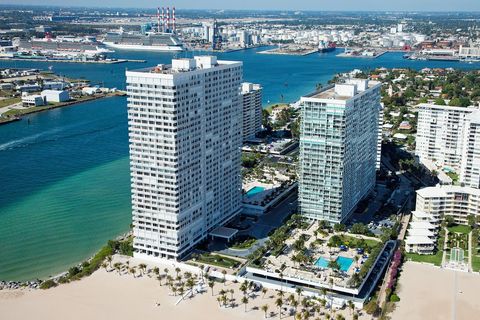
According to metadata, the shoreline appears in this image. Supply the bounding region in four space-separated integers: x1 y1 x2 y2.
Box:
0 92 126 126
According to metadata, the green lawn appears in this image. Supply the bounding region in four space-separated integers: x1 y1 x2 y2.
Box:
472 254 480 272
406 250 443 266
333 234 381 251
448 225 472 235
0 97 21 108
193 253 240 269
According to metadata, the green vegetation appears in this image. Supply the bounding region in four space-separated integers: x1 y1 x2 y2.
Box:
192 253 240 269
472 228 480 272
39 279 58 289
446 171 459 183
448 224 472 235
389 294 401 302
231 237 257 250
328 234 380 252
0 97 21 108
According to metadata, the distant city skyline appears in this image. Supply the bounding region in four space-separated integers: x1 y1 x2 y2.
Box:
5 0 480 11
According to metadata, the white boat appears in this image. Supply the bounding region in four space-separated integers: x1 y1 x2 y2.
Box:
102 31 183 52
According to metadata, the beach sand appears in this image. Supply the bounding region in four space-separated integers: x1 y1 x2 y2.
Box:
392 261 480 320
0 257 366 320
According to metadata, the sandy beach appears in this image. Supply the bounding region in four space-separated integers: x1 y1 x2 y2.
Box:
392 261 480 320
0 257 367 320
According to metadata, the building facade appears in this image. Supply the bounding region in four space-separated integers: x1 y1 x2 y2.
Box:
460 112 480 188
299 79 381 223
415 103 478 170
416 185 480 225
126 56 243 260
241 82 262 142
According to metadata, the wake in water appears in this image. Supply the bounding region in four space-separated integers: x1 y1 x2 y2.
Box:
0 122 122 152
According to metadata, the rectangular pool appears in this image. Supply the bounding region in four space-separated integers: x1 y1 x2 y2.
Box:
314 256 354 272
246 186 265 197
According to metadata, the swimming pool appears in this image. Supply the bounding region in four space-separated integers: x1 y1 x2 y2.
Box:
246 186 265 197
314 256 354 272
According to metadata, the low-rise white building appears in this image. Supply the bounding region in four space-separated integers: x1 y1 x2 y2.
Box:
41 90 70 103
22 94 46 107
416 185 480 225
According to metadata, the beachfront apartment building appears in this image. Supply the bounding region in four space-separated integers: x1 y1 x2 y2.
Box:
299 79 381 223
416 185 480 225
415 103 478 171
126 56 243 260
460 112 480 188
241 82 262 142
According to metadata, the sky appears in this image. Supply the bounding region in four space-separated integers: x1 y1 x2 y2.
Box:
6 0 480 11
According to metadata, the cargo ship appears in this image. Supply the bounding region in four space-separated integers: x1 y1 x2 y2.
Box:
101 31 183 52
318 40 336 53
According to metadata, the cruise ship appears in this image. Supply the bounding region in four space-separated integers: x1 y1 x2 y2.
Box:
101 31 183 52
16 36 112 54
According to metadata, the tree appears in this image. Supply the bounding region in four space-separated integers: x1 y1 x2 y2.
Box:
138 263 147 276
242 296 249 312
444 215 455 228
209 280 215 296
261 304 269 318
434 98 446 105
175 267 181 278
222 270 227 285
262 287 268 298
106 255 113 269
347 300 355 315
364 299 379 315
129 267 136 278
153 267 159 278
333 223 347 233
113 262 122 274
467 214 476 228
275 298 283 319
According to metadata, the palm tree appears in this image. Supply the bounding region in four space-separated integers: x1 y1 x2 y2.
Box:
277 290 285 299
275 298 283 319
222 270 227 285
114 262 122 274
175 267 181 278
178 286 185 298
296 287 303 300
101 262 108 271
164 268 169 285
216 296 222 307
261 304 269 318
347 300 354 315
106 255 113 269
139 263 147 276
221 294 228 307
208 280 215 296
242 296 249 312
186 278 195 296
172 286 177 296
292 299 299 315
129 267 136 278
153 267 159 278
229 289 235 300
262 287 268 298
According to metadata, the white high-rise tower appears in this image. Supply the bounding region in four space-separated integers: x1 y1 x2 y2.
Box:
126 56 243 260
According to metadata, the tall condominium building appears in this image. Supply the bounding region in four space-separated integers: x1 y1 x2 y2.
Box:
241 82 262 142
460 112 480 188
377 103 384 170
415 104 478 170
299 79 381 223
126 56 243 260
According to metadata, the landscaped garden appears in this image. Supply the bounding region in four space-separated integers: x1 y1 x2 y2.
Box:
191 252 241 269
406 229 445 266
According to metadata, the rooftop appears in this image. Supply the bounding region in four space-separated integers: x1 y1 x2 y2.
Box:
127 56 241 75
405 236 435 245
303 79 380 101
417 185 480 198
